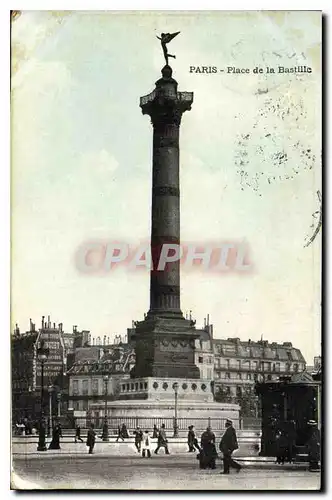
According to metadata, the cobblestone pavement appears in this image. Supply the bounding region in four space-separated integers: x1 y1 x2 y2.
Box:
12 455 321 491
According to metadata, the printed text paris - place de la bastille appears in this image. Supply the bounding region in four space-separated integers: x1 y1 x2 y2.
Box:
189 65 313 74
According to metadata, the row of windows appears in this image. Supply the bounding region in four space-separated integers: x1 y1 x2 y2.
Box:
72 379 101 395
217 372 275 381
214 359 302 372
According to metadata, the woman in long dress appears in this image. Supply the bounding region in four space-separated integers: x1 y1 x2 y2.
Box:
48 421 62 450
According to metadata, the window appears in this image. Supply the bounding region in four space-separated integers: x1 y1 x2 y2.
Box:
246 373 251 380
225 372 230 379
275 362 280 372
73 380 79 396
267 374 272 380
237 373 242 380
73 401 79 411
294 363 299 372
237 360 241 369
92 379 98 395
82 379 89 395
226 359 230 369
198 356 203 364
82 400 88 410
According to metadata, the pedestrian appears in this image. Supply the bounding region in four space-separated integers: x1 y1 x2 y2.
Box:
199 426 217 469
121 423 129 439
306 420 320 472
285 419 296 463
74 423 84 443
188 425 200 453
100 418 109 440
48 420 62 450
133 426 143 453
86 423 96 454
219 419 241 474
154 423 170 455
116 424 124 442
275 428 288 464
152 424 159 438
142 430 151 458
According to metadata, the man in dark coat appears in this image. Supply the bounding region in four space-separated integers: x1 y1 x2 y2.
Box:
116 424 124 442
86 423 96 454
75 423 84 443
154 424 170 454
199 427 217 469
152 424 159 438
133 426 143 452
275 428 288 464
188 425 200 453
285 419 296 463
219 419 241 474
307 420 320 472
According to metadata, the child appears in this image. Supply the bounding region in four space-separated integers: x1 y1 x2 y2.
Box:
142 430 151 458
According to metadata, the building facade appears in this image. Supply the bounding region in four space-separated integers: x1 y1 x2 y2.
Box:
12 315 307 422
11 317 88 420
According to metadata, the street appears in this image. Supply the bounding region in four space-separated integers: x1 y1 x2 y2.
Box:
12 454 321 490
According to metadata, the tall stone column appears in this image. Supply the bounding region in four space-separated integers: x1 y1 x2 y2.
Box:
140 65 192 318
133 65 200 379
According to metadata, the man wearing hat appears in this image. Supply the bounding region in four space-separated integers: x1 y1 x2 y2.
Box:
306 420 320 472
133 426 143 453
188 425 200 453
219 419 241 474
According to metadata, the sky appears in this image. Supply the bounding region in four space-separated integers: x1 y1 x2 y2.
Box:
11 10 321 363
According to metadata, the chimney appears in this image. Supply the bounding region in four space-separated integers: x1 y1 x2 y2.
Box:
29 318 32 331
42 316 45 328
132 320 135 328
48 315 51 328
207 314 210 326
92 337 95 346
53 323 56 329
189 310 192 320
204 317 206 328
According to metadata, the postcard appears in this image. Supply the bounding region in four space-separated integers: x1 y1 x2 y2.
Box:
11 10 322 491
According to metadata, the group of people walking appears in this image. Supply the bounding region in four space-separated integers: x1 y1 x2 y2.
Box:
44 416 321 472
195 419 242 474
133 423 170 457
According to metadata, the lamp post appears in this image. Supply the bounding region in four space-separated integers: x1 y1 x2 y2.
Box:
37 342 49 451
48 385 53 436
102 375 109 442
173 382 179 438
57 391 61 418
